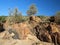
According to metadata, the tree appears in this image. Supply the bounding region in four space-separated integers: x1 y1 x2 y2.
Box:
27 4 37 16
13 8 23 23
12 8 28 23
55 11 60 24
56 11 60 15
6 8 23 25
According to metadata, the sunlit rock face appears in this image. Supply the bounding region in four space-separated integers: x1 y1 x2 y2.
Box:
10 22 32 39
3 16 42 40
29 16 42 27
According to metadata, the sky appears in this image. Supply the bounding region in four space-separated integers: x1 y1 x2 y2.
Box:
0 0 60 16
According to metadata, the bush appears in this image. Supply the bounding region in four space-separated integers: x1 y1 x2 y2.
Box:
55 12 60 24
0 16 6 23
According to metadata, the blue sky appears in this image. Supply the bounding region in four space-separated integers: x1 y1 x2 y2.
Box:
0 0 60 16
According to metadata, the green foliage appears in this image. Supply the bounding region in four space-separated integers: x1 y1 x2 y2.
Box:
21 16 28 21
38 15 49 21
0 16 6 23
27 4 37 16
55 11 60 24
56 11 60 15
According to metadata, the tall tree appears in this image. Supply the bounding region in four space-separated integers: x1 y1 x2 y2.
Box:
27 4 37 16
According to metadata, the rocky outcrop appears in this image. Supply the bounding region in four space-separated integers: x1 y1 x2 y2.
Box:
2 16 60 45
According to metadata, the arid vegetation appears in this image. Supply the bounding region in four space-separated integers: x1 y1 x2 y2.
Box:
0 4 60 45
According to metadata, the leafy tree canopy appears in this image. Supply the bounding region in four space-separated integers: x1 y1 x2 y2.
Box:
27 4 37 16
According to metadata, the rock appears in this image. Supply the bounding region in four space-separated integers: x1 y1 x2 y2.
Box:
0 39 54 45
26 34 40 43
29 16 42 28
11 23 32 39
0 31 15 39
